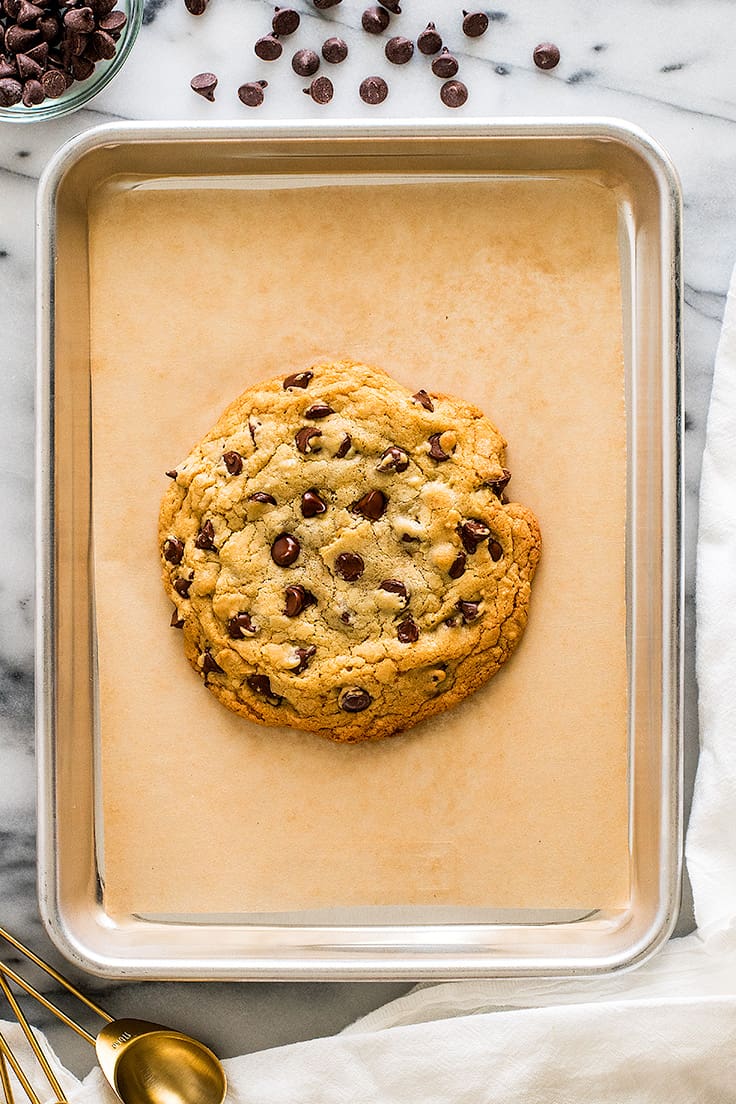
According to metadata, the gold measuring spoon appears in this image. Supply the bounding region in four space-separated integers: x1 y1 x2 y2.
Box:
0 928 227 1104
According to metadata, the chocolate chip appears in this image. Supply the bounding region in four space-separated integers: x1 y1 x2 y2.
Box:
16 1 43 25
227 612 258 638
0 76 21 104
17 51 43 79
5 24 39 52
98 10 126 31
428 432 452 461
487 468 511 497
223 449 243 474
0 58 18 80
417 21 442 54
397 617 419 643
255 34 282 60
449 553 466 579
194 519 216 550
381 0 400 10
361 5 389 33
247 673 282 705
335 433 352 458
71 55 94 79
36 17 58 41
339 687 372 712
412 389 434 412
165 469 178 479
304 74 333 103
335 552 364 581
340 611 352 624
305 402 334 418
460 519 491 553
301 488 327 517
359 74 388 103
432 48 458 78
248 420 259 444
376 445 409 473
380 578 407 599
22 80 44 107
462 10 488 36
313 0 341 7
489 539 503 562
41 68 65 97
170 607 184 629
3 0 20 18
353 489 387 520
64 7 95 32
202 649 224 674
272 532 300 566
457 599 481 623
533 41 560 70
163 537 185 565
292 644 316 674
284 584 316 617
295 426 323 453
272 6 300 34
173 576 193 597
249 491 277 506
238 79 267 107
292 47 319 76
26 43 48 66
283 370 313 389
184 0 208 14
322 36 347 63
385 35 413 63
440 79 468 107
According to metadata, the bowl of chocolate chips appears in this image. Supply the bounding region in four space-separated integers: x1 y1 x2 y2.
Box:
0 0 141 119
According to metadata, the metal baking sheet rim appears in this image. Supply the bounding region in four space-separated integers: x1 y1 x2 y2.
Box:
35 117 683 980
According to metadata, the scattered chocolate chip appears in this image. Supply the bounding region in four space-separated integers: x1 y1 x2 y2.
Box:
165 469 178 479
301 488 327 517
457 599 481 623
359 74 388 103
428 432 452 461
432 47 458 78
0 58 18 80
292 47 319 76
184 0 208 13
440 78 468 107
339 687 372 712
313 0 341 7
173 576 193 597
380 578 407 599
449 553 466 579
284 584 316 617
412 389 434 412
283 370 313 389
163 537 185 565
385 34 413 63
0 76 21 104
340 610 352 624
361 5 389 33
238 79 268 106
272 532 301 566
202 649 224 674
71 55 94 80
170 607 184 629
249 491 277 505
304 74 333 102
397 617 419 643
335 433 352 458
98 10 126 31
5 24 39 52
533 41 560 70
17 0 43 25
322 35 347 63
376 445 410 473
335 551 364 581
247 673 282 705
382 0 401 10
489 539 503 562
353 489 387 520
305 402 335 418
487 468 511 497
272 6 300 34
41 68 65 98
401 533 420 544
26 42 48 65
462 9 488 36
64 6 95 32
17 52 43 79
248 420 259 444
36 16 58 41
460 519 491 553
194 519 216 551
292 644 316 674
227 611 258 638
417 21 442 54
295 426 323 453
255 34 282 60
223 449 243 474
444 614 461 628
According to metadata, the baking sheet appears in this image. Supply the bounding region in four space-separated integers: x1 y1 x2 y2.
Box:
89 172 629 917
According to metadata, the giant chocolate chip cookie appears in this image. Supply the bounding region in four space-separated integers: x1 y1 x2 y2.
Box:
159 360 541 742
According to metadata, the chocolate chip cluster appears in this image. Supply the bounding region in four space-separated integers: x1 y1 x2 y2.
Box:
0 0 127 108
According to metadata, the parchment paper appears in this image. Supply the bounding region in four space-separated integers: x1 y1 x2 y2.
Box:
89 174 629 916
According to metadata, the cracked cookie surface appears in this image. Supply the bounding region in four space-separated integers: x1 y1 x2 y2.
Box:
159 360 541 742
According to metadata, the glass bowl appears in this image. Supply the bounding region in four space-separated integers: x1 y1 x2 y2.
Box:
0 0 142 122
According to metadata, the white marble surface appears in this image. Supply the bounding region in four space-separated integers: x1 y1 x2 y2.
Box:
0 0 733 1081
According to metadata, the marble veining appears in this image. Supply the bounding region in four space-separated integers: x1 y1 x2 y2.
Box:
1 0 734 1081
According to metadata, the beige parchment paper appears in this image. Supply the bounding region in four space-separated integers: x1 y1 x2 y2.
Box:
89 174 629 916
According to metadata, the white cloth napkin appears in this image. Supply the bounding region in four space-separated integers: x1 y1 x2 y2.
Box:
5 268 736 1103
